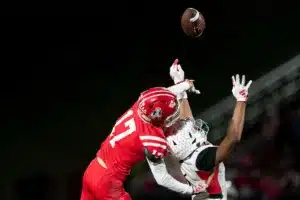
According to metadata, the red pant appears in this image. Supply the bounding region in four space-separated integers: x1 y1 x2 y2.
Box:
80 159 131 200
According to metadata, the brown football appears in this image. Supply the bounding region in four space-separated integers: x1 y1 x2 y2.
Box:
181 8 206 38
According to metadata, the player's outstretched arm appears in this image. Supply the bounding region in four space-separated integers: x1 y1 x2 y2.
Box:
169 59 198 119
215 101 246 163
215 75 252 164
145 149 206 195
194 75 252 172
145 156 192 195
141 132 206 195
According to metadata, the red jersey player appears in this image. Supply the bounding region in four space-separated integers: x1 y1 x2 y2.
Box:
80 80 206 200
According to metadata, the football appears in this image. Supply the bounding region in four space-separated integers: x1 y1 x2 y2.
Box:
181 8 206 38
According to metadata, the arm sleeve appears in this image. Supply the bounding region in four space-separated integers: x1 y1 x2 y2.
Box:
141 131 193 194
167 81 190 96
145 154 193 195
195 146 217 172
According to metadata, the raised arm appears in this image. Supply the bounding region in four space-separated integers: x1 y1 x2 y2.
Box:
169 59 199 119
214 75 252 164
180 98 194 119
195 74 252 171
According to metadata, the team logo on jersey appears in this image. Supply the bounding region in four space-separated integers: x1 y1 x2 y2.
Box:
150 107 162 119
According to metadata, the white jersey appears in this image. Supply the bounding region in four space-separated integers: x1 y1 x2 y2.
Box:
166 118 227 200
166 118 208 161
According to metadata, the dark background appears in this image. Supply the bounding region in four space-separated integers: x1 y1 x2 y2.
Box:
1 1 300 199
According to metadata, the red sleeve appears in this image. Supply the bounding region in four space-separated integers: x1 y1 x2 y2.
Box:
139 131 168 158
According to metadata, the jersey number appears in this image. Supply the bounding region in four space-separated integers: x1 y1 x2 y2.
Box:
109 109 136 147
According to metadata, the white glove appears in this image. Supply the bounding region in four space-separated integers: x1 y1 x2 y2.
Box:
170 59 184 84
231 74 252 102
170 59 187 99
169 59 200 97
192 183 208 194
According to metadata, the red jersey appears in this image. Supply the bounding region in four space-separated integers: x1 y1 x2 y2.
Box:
97 102 168 181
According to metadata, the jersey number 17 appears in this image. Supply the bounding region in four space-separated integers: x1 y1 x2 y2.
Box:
109 109 136 147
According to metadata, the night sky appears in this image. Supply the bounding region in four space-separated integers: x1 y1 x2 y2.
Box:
1 2 300 199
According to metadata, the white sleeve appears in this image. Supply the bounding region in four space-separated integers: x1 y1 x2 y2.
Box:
167 81 190 96
146 157 193 195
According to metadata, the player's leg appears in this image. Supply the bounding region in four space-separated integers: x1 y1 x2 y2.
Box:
93 178 132 200
80 159 99 200
82 158 132 200
81 158 112 200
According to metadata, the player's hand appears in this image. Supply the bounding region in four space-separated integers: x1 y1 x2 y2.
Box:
170 59 185 84
192 182 207 194
232 74 252 102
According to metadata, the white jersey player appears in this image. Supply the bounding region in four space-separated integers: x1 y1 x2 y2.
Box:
166 118 227 200
165 59 252 200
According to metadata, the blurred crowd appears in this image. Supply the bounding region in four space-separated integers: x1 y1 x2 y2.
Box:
225 97 300 200
9 96 300 200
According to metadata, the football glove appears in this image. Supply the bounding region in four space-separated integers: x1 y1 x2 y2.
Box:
192 183 208 194
232 74 252 102
169 59 200 95
170 59 184 84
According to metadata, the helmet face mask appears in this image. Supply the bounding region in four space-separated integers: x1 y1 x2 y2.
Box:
194 119 209 140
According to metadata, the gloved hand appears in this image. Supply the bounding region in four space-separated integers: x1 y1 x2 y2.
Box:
170 59 184 84
192 183 207 194
170 59 200 96
232 74 252 102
